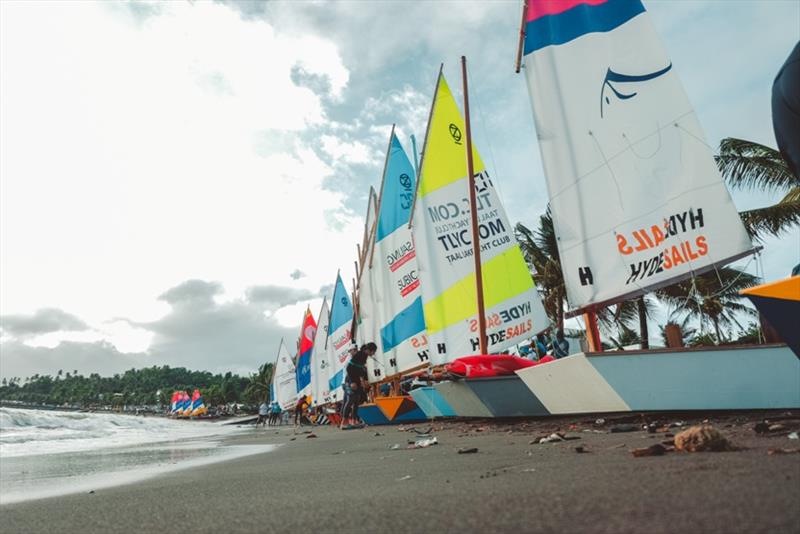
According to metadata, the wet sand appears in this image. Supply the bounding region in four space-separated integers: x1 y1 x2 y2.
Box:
3 411 800 533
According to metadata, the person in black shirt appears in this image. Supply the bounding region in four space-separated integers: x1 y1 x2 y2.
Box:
340 342 377 428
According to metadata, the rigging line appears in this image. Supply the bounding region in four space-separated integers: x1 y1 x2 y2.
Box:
547 109 696 201
588 130 625 211
674 121 715 151
466 65 507 204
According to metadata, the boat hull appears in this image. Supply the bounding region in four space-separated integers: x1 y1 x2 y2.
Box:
461 375 549 417
433 380 493 418
374 396 428 423
357 403 392 425
409 386 456 418
516 344 800 415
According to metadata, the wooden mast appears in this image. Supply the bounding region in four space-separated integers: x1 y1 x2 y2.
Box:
461 56 488 355
515 0 529 73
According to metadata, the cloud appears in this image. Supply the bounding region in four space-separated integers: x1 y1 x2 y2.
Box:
245 284 314 309
158 280 223 306
1 308 89 338
0 340 148 380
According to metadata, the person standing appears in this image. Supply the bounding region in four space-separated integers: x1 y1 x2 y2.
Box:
269 401 281 426
340 342 376 428
552 329 570 359
257 400 269 427
294 395 307 426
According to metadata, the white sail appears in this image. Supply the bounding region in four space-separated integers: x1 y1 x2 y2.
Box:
356 189 388 383
310 298 333 406
327 273 354 402
520 0 753 311
274 339 297 411
411 72 550 365
372 132 429 375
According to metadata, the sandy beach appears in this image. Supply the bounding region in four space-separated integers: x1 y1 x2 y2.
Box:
2 411 799 533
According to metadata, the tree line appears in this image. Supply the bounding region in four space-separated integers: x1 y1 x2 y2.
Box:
0 364 274 409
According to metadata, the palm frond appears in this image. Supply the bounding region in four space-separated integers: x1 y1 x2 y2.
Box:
738 200 800 242
716 138 798 193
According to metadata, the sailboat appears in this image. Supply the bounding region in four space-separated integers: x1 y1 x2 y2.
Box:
326 273 354 403
405 64 552 418
273 339 298 411
295 307 316 404
509 0 799 414
354 129 432 423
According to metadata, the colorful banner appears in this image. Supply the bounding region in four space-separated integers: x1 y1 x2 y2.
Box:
521 0 753 310
411 73 549 365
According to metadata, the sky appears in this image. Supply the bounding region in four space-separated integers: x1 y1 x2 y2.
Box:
1 0 798 379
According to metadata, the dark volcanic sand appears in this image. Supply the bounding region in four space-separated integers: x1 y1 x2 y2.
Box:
3 411 800 533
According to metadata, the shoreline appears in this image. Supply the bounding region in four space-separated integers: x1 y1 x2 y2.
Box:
3 411 799 533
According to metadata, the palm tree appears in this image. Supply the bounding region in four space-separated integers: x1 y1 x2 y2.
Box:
516 210 654 345
657 266 760 343
244 363 273 404
515 209 565 329
716 137 800 241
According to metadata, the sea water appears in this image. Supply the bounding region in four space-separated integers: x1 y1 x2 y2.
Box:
0 407 274 504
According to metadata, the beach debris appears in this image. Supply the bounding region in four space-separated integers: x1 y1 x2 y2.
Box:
457 447 479 454
788 432 799 440
373 432 384 437
88 490 95 494
767 448 800 455
574 446 588 453
521 468 536 473
409 437 438 449
607 443 626 450
290 437 296 441
631 444 668 457
754 422 770 434
610 424 639 433
397 475 413 481
674 425 734 452
595 418 606 425
769 423 787 432
390 444 402 450
533 432 581 444
306 433 317 439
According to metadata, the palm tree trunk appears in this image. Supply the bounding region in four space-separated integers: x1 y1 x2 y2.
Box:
637 296 649 350
557 290 564 330
712 316 723 344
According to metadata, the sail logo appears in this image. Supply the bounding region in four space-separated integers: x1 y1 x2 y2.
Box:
600 63 672 117
397 270 420 297
399 173 414 209
304 325 316 341
449 123 462 144
386 241 416 272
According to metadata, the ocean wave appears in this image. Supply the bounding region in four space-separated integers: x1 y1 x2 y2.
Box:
0 407 239 458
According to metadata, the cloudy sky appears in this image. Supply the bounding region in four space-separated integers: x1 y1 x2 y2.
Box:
1 0 798 379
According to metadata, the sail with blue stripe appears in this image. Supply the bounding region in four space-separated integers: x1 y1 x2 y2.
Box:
372 132 429 375
326 273 353 401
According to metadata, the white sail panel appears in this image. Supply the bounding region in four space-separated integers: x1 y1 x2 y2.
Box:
274 339 297 411
412 73 550 365
521 0 753 310
310 299 333 406
327 273 354 402
373 133 429 375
